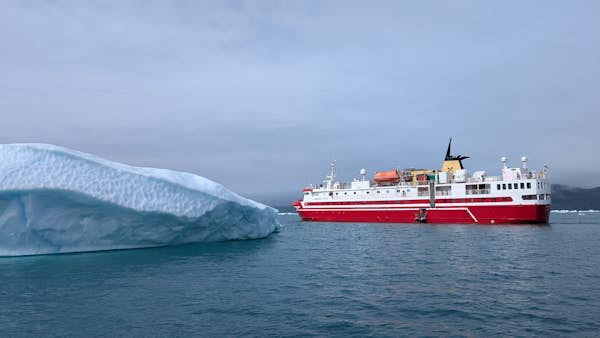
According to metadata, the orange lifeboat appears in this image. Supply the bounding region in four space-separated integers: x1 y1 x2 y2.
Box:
374 169 400 183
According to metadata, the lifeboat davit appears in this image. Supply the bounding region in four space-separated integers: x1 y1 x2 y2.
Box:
374 169 400 183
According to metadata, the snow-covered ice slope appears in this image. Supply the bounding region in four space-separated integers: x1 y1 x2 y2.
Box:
0 144 280 256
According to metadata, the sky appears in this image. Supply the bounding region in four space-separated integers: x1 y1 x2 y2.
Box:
1 1 599 205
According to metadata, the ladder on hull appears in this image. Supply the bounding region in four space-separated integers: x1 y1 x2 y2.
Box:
415 208 427 223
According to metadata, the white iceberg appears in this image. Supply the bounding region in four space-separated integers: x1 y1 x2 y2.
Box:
0 143 280 256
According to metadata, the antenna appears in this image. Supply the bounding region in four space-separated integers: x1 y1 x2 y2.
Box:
330 160 336 180
324 160 336 189
444 137 469 166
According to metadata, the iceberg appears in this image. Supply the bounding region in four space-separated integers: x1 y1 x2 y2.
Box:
0 144 280 256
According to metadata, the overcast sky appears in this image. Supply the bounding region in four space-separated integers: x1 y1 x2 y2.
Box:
1 1 599 205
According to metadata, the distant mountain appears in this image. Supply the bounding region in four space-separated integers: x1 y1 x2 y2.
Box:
551 184 600 210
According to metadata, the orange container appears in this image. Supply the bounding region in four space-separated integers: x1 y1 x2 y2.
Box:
374 170 400 183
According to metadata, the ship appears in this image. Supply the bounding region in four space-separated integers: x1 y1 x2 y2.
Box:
293 140 550 224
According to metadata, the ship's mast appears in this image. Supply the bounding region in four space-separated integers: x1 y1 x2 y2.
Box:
324 160 336 189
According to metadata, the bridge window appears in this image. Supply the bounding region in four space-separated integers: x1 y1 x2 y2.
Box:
508 183 512 189
502 184 506 190
527 182 531 189
497 184 501 190
520 183 525 189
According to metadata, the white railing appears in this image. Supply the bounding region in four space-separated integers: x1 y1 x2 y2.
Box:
310 169 548 192
466 176 501 183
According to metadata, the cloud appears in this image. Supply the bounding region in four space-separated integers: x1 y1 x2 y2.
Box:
1 1 599 205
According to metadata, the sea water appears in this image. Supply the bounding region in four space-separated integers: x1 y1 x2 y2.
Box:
1 212 599 337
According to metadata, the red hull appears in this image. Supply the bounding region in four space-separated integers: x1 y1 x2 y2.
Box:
295 204 550 224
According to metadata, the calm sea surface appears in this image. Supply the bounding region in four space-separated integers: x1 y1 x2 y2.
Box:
1 212 600 337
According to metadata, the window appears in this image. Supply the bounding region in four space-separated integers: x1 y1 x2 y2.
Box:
508 183 512 189
497 184 501 190
522 194 537 200
353 192 357 195
527 182 531 189
502 184 506 190
466 184 477 195
520 183 525 189
436 186 451 196
466 184 489 195
513 184 518 190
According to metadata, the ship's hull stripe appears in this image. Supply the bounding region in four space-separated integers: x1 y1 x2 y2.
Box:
304 197 514 206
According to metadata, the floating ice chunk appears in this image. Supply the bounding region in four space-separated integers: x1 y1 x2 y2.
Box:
0 144 280 256
551 210 600 213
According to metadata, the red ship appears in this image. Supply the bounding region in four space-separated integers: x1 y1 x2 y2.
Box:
293 140 550 224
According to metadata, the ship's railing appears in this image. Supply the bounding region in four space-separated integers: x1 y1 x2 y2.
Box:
466 176 501 183
309 170 549 192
